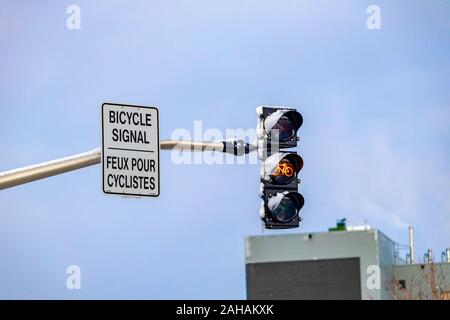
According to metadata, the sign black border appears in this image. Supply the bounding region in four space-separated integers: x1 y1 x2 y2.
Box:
101 102 160 198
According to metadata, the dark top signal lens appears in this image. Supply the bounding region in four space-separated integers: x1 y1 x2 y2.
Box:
272 115 296 142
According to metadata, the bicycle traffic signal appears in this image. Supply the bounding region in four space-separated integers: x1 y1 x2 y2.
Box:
257 106 304 229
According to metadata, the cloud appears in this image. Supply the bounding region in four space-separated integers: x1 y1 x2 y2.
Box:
319 117 450 238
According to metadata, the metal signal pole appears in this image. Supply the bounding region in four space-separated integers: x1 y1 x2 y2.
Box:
0 140 255 190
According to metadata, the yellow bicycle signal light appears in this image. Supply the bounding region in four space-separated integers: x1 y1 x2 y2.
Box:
263 153 303 185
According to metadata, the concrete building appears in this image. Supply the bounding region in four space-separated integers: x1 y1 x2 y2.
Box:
245 224 450 300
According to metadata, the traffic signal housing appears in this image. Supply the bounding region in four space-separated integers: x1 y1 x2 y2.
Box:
257 106 304 229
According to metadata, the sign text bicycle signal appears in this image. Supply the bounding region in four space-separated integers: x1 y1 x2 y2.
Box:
101 103 160 197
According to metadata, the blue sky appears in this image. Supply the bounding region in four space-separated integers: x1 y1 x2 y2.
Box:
0 1 449 299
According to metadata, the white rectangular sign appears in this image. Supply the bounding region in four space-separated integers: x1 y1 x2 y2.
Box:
101 103 160 197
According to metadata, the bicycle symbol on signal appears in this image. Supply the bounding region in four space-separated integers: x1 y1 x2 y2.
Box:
273 162 294 177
